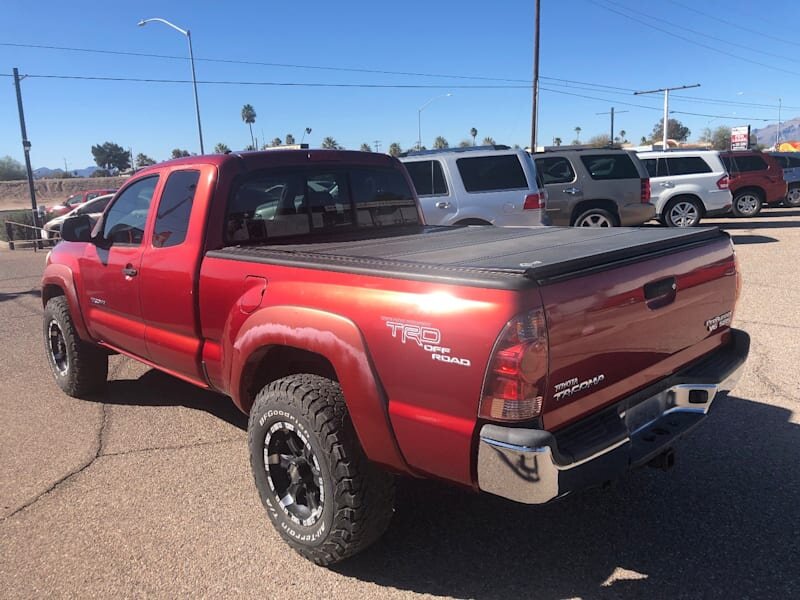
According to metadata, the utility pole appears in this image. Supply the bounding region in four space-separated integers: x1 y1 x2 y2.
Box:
596 107 629 144
634 83 700 149
373 140 381 153
530 0 541 151
13 67 42 248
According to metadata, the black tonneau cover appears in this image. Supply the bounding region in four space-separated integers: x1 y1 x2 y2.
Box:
210 226 726 289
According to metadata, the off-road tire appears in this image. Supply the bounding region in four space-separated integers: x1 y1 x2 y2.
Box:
731 189 763 218
247 374 395 566
43 296 108 397
573 208 619 227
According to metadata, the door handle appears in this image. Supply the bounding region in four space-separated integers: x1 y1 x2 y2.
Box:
122 265 138 277
435 201 452 209
562 187 581 195
660 182 675 188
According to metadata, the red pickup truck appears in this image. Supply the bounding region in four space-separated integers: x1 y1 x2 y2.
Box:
42 150 748 565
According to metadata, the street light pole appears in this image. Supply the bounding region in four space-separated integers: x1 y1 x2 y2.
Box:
417 93 452 151
530 0 541 151
138 17 205 154
634 83 701 149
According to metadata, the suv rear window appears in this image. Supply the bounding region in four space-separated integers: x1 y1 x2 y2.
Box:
456 155 528 192
665 156 712 176
225 166 419 243
404 160 448 196
534 156 575 185
580 153 639 180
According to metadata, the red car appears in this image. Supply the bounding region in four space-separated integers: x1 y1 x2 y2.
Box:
45 188 117 218
43 150 748 565
719 151 786 217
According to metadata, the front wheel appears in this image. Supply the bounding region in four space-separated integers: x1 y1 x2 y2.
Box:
248 374 395 565
731 190 763 218
573 208 619 227
664 197 702 227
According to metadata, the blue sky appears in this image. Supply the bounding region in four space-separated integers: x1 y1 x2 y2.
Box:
1 0 798 169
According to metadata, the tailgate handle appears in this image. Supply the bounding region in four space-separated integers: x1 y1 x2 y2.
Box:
644 277 677 309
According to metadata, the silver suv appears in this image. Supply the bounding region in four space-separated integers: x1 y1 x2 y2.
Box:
400 146 544 226
637 150 732 227
533 148 655 227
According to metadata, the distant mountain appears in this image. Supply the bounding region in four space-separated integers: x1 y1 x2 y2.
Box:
32 166 101 179
753 117 800 147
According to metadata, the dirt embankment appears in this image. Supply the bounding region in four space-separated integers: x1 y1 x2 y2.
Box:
0 177 128 211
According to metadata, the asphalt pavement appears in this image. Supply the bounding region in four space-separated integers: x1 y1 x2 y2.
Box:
1 210 798 599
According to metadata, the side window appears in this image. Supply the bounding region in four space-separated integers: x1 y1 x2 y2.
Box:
579 153 639 180
641 158 657 178
657 158 668 177
350 167 419 227
404 160 448 196
226 173 307 242
534 156 576 185
721 155 734 172
788 156 800 168
153 170 200 248
772 155 789 168
735 155 768 172
86 193 98 201
102 176 158 244
456 155 528 192
66 194 83 207
665 156 712 176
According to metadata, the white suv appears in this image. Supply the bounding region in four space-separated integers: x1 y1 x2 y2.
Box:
400 146 544 226
637 150 732 227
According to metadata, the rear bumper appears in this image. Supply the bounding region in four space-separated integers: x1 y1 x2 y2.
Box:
477 328 749 504
619 202 656 226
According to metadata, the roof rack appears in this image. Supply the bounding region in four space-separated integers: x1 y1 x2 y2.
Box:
536 143 625 153
399 144 511 158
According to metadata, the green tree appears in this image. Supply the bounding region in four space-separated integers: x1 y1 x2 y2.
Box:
458 139 472 147
135 153 156 168
322 137 341 149
587 133 611 147
171 149 191 159
241 104 257 148
0 156 26 181
91 142 130 173
482 136 495 146
553 137 562 146
388 142 402 157
285 134 295 145
271 137 283 147
433 136 449 149
574 126 582 143
360 143 372 152
244 144 256 151
470 127 478 146
652 118 691 142
92 169 111 177
710 126 732 151
214 142 230 154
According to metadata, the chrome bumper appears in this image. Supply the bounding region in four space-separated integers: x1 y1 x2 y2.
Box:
477 329 749 505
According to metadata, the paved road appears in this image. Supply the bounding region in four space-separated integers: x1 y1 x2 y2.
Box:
1 210 798 599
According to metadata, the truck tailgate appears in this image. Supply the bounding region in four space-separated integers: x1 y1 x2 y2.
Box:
537 233 738 431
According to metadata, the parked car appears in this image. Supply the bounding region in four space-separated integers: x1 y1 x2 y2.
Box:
44 150 748 565
767 152 800 207
41 193 114 240
46 188 117 219
637 150 732 227
400 145 544 226
533 147 655 227
718 151 786 217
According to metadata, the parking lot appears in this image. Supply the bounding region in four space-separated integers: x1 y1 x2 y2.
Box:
1 210 798 599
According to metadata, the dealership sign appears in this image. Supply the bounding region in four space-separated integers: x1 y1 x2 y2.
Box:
731 125 751 151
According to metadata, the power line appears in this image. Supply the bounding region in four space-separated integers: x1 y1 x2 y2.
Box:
587 0 800 78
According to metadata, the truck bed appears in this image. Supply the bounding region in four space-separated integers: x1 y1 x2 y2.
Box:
209 225 726 288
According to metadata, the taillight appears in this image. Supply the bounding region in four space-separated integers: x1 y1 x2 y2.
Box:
479 308 548 421
717 175 729 190
524 191 545 210
641 178 651 202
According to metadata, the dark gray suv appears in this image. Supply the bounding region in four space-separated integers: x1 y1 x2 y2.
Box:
534 148 655 227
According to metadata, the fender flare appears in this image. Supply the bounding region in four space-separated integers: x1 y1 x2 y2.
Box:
229 305 409 472
41 263 91 341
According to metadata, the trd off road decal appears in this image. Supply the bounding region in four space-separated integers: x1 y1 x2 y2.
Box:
384 319 471 367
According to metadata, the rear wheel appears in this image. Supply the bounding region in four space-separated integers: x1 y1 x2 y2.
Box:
573 208 618 227
731 190 763 218
664 197 702 227
786 185 800 207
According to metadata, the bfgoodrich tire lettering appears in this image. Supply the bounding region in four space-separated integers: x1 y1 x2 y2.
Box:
247 374 395 565
43 296 108 397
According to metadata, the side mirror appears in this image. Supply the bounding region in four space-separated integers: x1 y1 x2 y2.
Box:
61 214 93 243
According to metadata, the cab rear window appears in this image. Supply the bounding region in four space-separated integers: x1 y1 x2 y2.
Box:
580 154 640 180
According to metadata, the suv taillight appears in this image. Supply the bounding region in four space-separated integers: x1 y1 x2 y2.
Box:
524 191 545 210
641 178 651 202
717 175 729 190
479 308 548 421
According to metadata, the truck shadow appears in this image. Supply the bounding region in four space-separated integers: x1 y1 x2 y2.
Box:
334 394 798 599
730 234 778 244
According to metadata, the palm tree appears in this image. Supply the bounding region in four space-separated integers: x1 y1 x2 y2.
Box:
271 137 282 147
433 136 449 149
213 142 230 154
322 137 340 149
574 126 582 143
388 143 402 157
482 136 495 146
285 134 295 145
241 104 256 148
360 143 372 152
459 139 472 147
619 129 627 143
553 137 562 146
470 127 478 146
